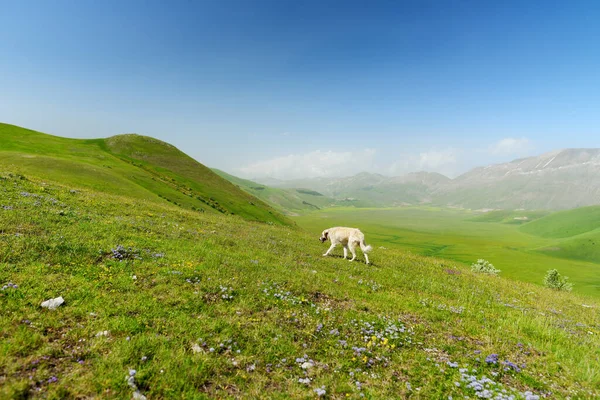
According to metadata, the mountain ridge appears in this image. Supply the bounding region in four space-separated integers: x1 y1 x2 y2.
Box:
241 148 600 210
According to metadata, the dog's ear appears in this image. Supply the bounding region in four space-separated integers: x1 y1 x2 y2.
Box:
323 230 328 239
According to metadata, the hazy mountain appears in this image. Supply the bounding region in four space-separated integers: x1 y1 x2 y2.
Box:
212 169 341 215
250 149 600 210
255 171 450 207
438 149 600 210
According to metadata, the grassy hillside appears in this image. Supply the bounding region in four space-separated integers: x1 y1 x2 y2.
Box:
212 169 337 214
0 123 291 226
295 207 600 296
469 210 550 225
1 171 599 399
519 205 600 238
536 229 600 264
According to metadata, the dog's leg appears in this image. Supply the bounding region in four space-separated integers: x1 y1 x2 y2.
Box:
364 252 370 265
343 246 348 259
348 242 357 262
323 243 336 257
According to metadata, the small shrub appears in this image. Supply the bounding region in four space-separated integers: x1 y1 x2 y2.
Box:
543 269 573 292
471 259 500 275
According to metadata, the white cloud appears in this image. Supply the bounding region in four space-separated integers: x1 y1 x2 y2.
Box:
388 148 461 177
417 149 457 169
235 139 536 181
489 137 531 155
237 149 377 180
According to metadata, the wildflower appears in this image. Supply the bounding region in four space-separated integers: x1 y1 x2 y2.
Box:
314 386 326 397
47 376 58 383
1 282 18 290
485 354 498 364
503 360 521 372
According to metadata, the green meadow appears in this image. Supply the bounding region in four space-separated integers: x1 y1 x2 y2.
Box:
295 207 600 297
2 172 600 399
2 124 600 398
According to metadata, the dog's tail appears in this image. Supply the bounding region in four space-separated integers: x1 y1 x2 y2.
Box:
360 240 372 253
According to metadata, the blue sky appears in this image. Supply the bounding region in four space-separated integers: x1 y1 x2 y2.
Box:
1 0 599 179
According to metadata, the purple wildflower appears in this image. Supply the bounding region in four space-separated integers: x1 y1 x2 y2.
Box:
485 354 498 364
503 360 521 372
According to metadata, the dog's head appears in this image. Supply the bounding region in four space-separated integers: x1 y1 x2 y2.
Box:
319 229 329 243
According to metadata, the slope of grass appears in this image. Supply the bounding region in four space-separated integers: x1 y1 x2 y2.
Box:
212 169 337 214
1 172 600 399
519 205 600 238
470 210 550 225
295 207 600 296
536 229 600 264
0 123 291 226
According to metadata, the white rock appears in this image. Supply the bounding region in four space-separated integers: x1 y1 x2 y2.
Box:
132 390 146 400
191 343 202 353
301 361 314 369
41 296 64 310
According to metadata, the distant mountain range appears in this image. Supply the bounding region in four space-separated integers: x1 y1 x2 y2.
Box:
249 149 600 210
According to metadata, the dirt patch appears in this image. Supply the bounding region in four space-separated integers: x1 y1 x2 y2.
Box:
541 246 561 251
309 291 355 310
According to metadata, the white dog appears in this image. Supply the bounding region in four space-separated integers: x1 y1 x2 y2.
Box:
319 227 372 264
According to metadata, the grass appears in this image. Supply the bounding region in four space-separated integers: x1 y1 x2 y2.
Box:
519 205 600 238
1 171 600 399
295 207 600 297
0 123 291 226
469 210 550 225
535 229 600 264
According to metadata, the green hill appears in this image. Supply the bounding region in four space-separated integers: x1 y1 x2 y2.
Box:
536 229 600 264
1 170 599 399
520 205 600 238
470 210 550 225
212 169 337 214
0 123 291 225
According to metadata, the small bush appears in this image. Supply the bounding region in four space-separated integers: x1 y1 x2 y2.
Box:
471 259 500 275
543 269 573 292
